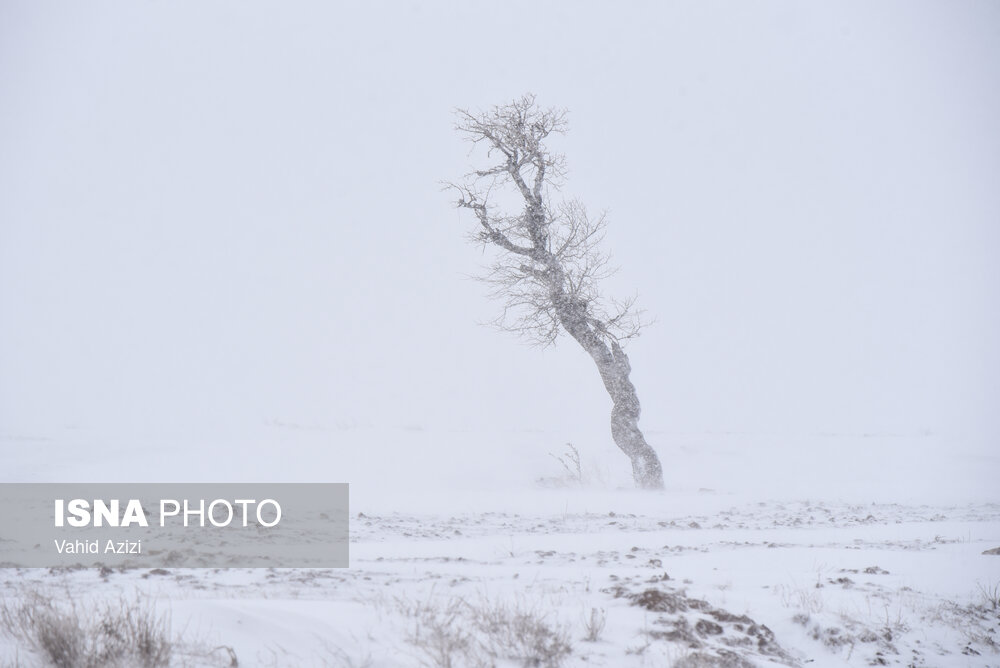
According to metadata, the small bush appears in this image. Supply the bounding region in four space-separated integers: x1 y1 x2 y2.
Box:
403 597 476 668
0 593 171 668
977 581 1000 612
469 597 571 666
398 593 572 668
537 444 585 488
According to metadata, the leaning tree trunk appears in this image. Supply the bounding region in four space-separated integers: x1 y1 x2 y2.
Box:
605 340 663 488
553 294 664 489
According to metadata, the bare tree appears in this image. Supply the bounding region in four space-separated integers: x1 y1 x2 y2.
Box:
449 94 664 489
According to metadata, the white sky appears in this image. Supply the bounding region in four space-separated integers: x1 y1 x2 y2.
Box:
1 1 997 446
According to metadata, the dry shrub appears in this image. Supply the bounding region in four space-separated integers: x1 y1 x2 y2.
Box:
398 593 572 668
0 592 171 668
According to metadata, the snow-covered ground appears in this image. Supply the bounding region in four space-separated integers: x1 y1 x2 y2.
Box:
1 426 998 667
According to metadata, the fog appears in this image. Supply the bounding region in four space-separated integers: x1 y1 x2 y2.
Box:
1 1 997 450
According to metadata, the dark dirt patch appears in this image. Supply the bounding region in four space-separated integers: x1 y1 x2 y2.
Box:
674 649 756 668
606 584 796 666
610 587 707 614
708 609 753 625
696 619 724 636
863 565 890 574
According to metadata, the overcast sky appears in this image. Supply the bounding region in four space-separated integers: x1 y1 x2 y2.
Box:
1 1 997 446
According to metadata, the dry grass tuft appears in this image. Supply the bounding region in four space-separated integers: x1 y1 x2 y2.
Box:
397 592 572 668
0 592 171 668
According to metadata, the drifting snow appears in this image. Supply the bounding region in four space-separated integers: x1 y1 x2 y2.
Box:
1 426 997 666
